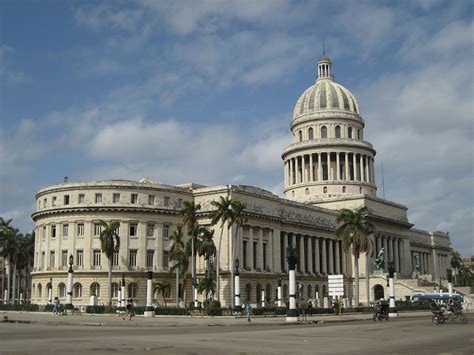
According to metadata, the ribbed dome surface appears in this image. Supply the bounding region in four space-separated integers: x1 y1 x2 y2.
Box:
293 80 360 120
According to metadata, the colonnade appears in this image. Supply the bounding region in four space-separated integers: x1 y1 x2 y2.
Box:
375 234 404 273
411 251 433 275
284 152 374 186
436 253 450 279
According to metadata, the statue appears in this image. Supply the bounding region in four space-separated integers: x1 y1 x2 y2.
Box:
374 247 385 270
413 253 421 277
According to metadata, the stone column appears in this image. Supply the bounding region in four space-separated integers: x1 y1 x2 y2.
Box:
272 228 282 273
335 241 341 274
359 154 364 182
387 237 393 264
318 153 323 181
315 237 321 274
283 232 289 271
345 152 349 180
295 157 299 184
382 236 388 271
257 228 263 271
328 239 334 275
352 153 357 181
336 152 340 181
341 242 347 275
289 158 294 185
371 158 376 184
248 227 254 271
394 238 400 272
376 235 381 255
327 152 332 180
365 156 370 183
309 154 314 182
144 271 154 317
321 239 327 275
308 237 313 274
299 235 305 273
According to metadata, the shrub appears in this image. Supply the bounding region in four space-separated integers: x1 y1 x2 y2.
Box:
155 307 188 315
85 305 116 314
0 303 40 312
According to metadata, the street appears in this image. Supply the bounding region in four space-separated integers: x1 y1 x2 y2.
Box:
0 313 472 354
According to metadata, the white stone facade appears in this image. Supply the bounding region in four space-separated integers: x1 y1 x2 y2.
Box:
31 57 452 307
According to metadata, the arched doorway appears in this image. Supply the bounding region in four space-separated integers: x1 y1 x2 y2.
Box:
373 284 384 300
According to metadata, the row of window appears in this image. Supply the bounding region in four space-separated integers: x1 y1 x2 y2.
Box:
34 282 140 299
38 192 182 209
37 249 169 270
40 222 172 239
295 125 361 142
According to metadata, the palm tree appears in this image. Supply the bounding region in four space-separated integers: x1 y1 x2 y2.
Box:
210 196 232 302
98 220 120 306
197 269 216 301
450 250 463 286
457 265 473 287
336 207 374 307
197 227 216 272
153 280 171 307
0 226 20 303
17 232 35 301
180 201 201 307
229 200 247 308
169 229 190 306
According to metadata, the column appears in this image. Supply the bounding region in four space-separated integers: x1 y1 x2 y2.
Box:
283 232 289 270
273 228 281 273
394 238 400 272
335 240 341 274
318 153 323 181
376 235 381 255
328 239 334 275
359 154 364 182
284 161 288 186
344 152 349 180
248 227 254 271
309 154 314 182
336 152 340 180
308 237 313 274
327 152 332 180
315 237 321 274
341 242 347 275
295 157 299 184
144 271 154 317
289 159 294 185
298 235 305 273
257 228 263 271
352 153 357 181
321 239 327 275
382 236 388 271
365 156 370 183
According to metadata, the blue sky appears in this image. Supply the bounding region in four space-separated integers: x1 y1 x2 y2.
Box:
1 0 472 256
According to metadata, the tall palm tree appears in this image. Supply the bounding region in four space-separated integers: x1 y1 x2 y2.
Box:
17 232 35 301
153 280 171 307
450 250 463 286
197 268 216 301
169 229 190 306
98 220 120 306
197 227 216 272
210 196 232 302
457 265 473 287
180 201 201 307
336 207 374 307
229 200 247 308
0 226 20 303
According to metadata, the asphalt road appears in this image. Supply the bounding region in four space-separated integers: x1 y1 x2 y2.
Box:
0 315 472 354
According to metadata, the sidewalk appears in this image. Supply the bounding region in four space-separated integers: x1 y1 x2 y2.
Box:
0 309 448 328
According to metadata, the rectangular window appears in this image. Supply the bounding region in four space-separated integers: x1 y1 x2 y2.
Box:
146 250 154 268
62 250 68 268
50 251 55 268
51 225 56 239
147 224 154 237
164 196 170 207
95 193 102 203
148 195 155 205
43 198 47 207
93 250 101 267
131 193 138 204
78 194 85 204
52 196 57 206
243 241 247 269
112 250 119 266
94 223 102 236
77 223 84 236
253 242 258 270
64 195 70 205
129 223 138 237
163 251 169 269
62 224 69 237
41 252 45 269
129 249 138 267
163 225 170 240
42 226 46 239
113 193 120 203
76 250 84 267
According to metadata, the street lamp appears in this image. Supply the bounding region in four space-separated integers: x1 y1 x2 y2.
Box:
48 277 53 305
234 258 241 313
277 275 282 308
446 268 453 296
65 255 74 313
387 261 397 318
144 271 154 318
286 245 299 322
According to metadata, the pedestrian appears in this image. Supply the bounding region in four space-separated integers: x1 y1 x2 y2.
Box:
125 299 135 320
52 297 60 316
245 303 252 323
306 301 313 317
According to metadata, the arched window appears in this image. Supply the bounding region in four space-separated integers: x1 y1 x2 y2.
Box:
305 188 309 195
308 127 314 140
321 126 327 138
292 191 295 197
73 283 82 298
111 282 119 298
335 125 341 138
32 284 36 299
357 129 360 139
37 283 42 299
342 186 346 193
128 282 138 298
323 186 327 193
298 130 303 142
90 282 100 297
307 285 312 298
359 187 363 193
348 127 352 138
315 285 320 299
58 283 66 298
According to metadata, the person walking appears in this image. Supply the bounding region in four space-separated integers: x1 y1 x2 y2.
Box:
52 297 60 316
245 303 252 323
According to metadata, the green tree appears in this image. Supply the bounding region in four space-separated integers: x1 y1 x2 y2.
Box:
336 207 374 307
169 229 190 306
229 200 247 308
153 280 171 307
457 264 473 287
17 231 35 300
197 269 216 301
450 250 463 286
0 224 20 302
210 196 233 302
98 220 120 306
180 201 201 307
197 227 216 272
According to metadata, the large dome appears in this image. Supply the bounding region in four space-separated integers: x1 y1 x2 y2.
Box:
293 57 360 121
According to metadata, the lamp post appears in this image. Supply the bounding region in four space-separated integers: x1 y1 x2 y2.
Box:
117 273 126 312
286 245 299 322
48 277 53 305
65 255 74 313
144 271 154 318
387 261 397 318
277 275 282 308
446 269 453 296
234 258 241 313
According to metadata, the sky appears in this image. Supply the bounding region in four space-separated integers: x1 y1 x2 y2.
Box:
0 0 472 256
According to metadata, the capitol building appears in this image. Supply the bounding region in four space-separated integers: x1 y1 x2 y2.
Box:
30 56 452 307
